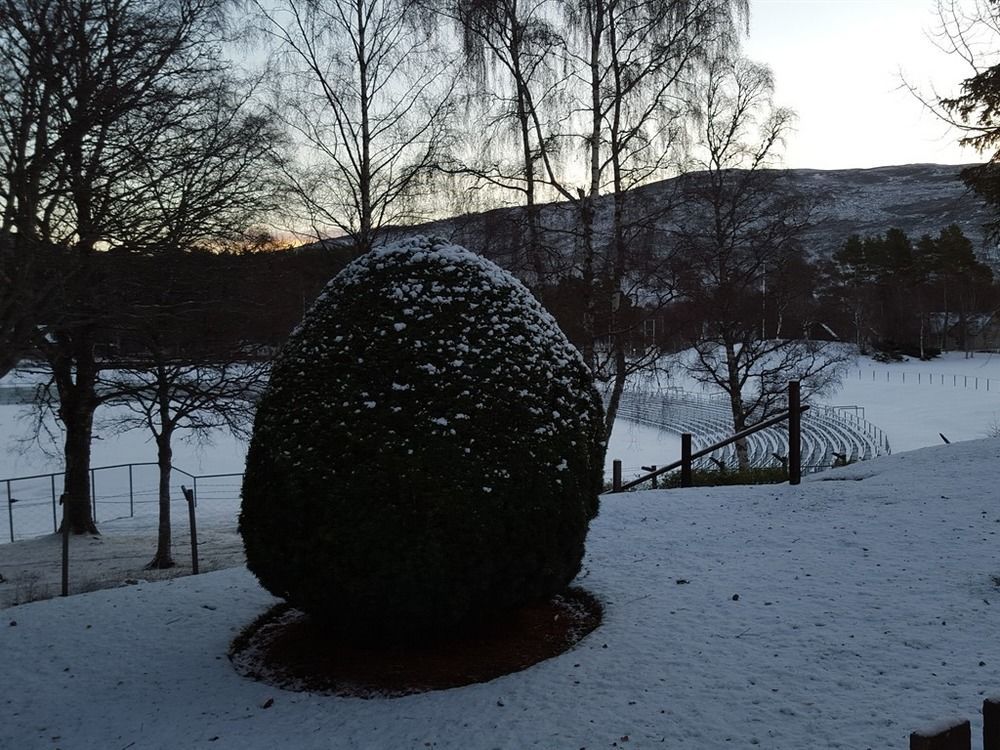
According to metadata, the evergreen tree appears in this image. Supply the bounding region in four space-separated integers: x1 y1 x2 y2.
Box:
916 224 994 354
936 1 1000 241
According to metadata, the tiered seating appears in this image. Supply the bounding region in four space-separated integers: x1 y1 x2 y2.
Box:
615 389 890 476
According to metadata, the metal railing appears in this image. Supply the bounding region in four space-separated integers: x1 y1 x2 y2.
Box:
614 385 891 482
608 382 808 493
3 462 243 543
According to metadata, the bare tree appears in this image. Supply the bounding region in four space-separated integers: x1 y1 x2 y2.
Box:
101 349 266 566
672 57 850 470
432 0 565 283
251 0 456 254
540 0 747 437
0 0 279 533
108 359 265 569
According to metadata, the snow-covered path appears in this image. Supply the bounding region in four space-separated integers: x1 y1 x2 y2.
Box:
2 439 998 749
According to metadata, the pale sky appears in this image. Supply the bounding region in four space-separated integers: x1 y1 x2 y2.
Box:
745 0 985 169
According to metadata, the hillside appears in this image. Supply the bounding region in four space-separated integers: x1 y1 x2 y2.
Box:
781 163 992 257
364 163 995 270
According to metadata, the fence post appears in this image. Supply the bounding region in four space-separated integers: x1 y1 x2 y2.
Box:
182 485 199 575
612 460 622 492
985 698 999 750
681 433 692 487
60 494 69 597
909 719 970 750
7 479 13 543
128 464 134 518
788 381 801 486
641 465 658 489
51 475 57 532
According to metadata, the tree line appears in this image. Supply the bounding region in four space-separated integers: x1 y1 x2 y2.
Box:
825 225 995 359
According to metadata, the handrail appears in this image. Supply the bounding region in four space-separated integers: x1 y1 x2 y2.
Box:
1 461 161 484
3 461 245 543
613 405 809 492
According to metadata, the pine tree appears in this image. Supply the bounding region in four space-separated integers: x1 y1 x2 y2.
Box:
937 2 1000 239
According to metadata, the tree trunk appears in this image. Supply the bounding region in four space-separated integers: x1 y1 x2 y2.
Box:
579 193 597 370
356 0 373 257
603 339 628 442
919 313 925 360
60 393 98 534
54 335 99 535
513 59 544 287
941 284 950 351
579 0 603 372
723 339 750 471
147 431 175 569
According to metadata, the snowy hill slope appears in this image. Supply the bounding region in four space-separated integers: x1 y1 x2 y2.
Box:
374 163 994 268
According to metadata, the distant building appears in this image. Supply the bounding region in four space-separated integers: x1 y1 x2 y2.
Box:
928 312 1000 352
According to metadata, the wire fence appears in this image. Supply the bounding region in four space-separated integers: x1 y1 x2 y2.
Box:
856 368 998 392
2 463 243 544
0 462 246 607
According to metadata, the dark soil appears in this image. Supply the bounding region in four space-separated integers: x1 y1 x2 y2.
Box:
229 587 602 698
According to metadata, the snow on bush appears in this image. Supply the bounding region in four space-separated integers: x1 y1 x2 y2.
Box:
239 235 605 642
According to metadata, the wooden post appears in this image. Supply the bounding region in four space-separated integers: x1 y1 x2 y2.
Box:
641 466 658 489
182 485 199 575
788 381 801 485
612 460 622 492
7 479 14 543
60 494 69 597
985 698 1000 750
909 719 971 750
51 475 57 532
681 433 692 488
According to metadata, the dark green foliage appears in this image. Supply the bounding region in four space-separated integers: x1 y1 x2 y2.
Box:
872 343 940 361
606 465 789 492
829 225 995 355
240 235 605 643
942 57 1000 240
660 465 789 488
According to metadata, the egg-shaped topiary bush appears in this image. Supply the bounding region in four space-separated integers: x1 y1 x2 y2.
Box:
239 235 605 643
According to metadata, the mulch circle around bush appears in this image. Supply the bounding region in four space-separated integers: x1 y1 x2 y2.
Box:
229 587 603 698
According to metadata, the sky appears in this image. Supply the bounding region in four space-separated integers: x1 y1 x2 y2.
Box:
745 0 985 170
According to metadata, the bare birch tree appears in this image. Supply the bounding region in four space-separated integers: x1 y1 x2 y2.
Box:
673 57 849 469
251 0 456 254
529 0 747 437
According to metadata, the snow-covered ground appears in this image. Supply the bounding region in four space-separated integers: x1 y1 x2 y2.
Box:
607 350 1000 467
0 350 998 747
1 438 998 749
832 353 1000 453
